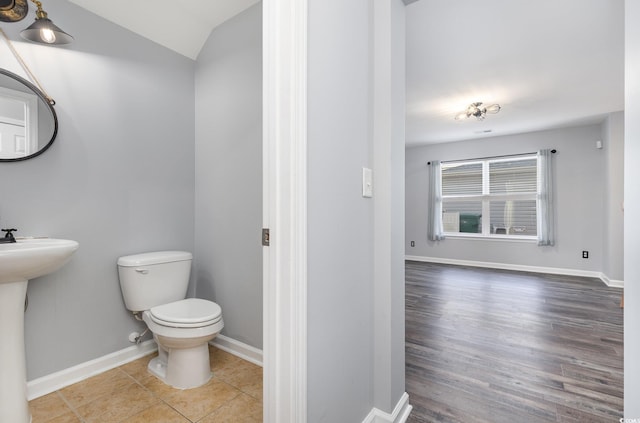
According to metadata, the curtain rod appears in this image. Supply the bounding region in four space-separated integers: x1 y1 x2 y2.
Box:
427 149 556 165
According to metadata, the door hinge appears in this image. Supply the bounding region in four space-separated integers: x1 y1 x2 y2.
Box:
262 228 270 246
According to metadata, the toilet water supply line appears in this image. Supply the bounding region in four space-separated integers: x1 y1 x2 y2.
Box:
131 328 149 344
128 312 149 344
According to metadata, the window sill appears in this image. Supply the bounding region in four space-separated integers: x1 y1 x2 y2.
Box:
443 233 537 243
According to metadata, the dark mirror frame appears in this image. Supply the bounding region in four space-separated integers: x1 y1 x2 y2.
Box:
0 68 58 162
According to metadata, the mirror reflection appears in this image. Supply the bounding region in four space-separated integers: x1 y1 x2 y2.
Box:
0 68 57 161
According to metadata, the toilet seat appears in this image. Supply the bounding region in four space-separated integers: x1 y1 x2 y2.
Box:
149 298 222 328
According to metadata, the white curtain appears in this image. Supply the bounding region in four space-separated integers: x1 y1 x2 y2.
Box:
537 149 555 246
427 160 445 241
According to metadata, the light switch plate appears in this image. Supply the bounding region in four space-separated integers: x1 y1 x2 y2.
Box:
362 167 373 198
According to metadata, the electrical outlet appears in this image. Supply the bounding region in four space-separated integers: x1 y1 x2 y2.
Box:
582 250 589 259
411 241 415 247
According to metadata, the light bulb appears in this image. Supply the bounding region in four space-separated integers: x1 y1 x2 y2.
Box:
40 28 55 43
485 104 501 114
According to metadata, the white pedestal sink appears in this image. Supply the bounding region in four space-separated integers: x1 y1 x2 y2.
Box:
0 238 79 423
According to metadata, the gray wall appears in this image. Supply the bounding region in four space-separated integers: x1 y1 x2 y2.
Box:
307 0 406 420
624 0 640 415
602 112 624 281
0 0 195 379
406 123 623 277
307 0 374 420
372 0 406 413
194 4 263 349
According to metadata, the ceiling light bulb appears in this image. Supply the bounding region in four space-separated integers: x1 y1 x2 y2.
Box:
485 104 501 114
454 111 470 120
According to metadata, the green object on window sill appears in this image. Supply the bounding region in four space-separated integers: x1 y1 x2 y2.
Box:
459 213 481 233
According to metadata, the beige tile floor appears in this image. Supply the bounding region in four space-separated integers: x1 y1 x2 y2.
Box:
29 346 262 423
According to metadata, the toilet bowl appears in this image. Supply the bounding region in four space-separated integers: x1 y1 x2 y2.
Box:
143 298 223 389
117 251 224 389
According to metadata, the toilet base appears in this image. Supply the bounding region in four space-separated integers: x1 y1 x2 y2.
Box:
148 342 212 389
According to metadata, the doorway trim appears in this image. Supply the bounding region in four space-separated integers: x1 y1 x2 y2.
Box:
263 0 308 421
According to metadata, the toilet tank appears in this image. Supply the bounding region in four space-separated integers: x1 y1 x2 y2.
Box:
117 251 193 312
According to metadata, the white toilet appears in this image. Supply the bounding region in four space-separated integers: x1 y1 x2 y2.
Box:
117 251 224 389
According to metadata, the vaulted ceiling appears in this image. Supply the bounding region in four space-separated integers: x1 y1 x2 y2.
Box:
67 0 260 60
68 0 624 147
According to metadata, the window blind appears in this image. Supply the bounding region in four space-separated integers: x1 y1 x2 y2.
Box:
440 155 538 237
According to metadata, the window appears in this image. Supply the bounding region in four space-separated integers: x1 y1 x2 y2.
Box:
440 155 538 239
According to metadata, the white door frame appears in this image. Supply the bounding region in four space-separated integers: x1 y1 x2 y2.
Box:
263 0 308 421
0 86 38 158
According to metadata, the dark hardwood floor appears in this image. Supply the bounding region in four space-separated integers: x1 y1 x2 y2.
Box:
405 261 623 423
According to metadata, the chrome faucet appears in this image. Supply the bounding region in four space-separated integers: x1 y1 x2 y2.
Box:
1 228 17 243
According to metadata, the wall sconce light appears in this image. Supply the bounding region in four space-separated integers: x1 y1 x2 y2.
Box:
0 0 73 44
20 0 73 45
0 0 28 22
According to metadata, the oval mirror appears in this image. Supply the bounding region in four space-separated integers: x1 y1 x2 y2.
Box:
0 68 57 162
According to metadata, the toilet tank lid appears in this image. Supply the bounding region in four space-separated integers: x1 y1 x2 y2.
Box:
117 251 193 267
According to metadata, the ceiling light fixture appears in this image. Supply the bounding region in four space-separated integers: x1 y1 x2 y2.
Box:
20 0 73 45
454 102 501 121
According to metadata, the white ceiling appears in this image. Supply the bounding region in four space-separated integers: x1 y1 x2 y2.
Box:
67 0 624 147
67 0 260 60
405 0 624 146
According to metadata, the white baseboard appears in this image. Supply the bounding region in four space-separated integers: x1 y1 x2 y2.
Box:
26 334 265 401
210 334 263 367
405 255 624 289
27 340 157 400
363 392 412 423
600 273 625 288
